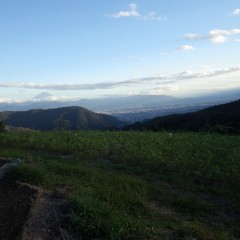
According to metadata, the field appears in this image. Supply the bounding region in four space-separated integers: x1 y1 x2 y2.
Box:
0 130 240 239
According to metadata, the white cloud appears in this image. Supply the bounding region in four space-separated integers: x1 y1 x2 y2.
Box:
144 85 179 95
108 3 140 18
0 66 239 91
210 29 240 44
177 45 195 51
235 38 240 42
0 97 23 103
140 12 167 21
210 34 228 44
0 97 11 103
106 3 166 21
232 8 240 15
185 28 240 44
185 33 201 40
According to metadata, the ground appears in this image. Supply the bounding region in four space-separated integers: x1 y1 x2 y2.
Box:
0 179 36 240
0 159 70 240
0 180 70 240
1 129 240 240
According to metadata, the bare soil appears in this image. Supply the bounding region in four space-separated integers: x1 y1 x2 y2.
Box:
0 177 71 240
0 157 71 240
21 187 71 240
0 180 37 240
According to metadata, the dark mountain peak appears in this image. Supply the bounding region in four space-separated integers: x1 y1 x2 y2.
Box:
0 106 125 131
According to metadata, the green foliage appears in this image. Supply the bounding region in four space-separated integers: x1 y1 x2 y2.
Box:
8 165 47 185
0 106 124 131
170 196 214 216
0 130 239 239
69 194 148 239
1 130 239 186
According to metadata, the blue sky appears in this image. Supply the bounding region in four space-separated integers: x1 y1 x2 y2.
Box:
0 0 240 102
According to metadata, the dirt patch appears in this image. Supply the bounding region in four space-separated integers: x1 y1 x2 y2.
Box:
21 187 71 240
0 179 71 240
0 180 37 240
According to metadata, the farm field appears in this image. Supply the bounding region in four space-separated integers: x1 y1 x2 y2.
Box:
0 130 240 239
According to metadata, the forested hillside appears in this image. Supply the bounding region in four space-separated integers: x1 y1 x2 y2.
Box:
126 100 240 133
0 106 124 131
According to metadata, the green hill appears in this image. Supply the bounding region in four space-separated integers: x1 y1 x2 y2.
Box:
0 106 124 131
125 100 240 133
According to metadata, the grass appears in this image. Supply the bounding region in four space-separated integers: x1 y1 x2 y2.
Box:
170 195 215 216
1 130 240 239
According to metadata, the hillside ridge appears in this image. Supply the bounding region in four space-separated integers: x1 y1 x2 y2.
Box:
125 99 240 133
0 106 124 131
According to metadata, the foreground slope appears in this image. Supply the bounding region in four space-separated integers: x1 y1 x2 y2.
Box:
0 131 239 239
126 99 240 133
0 106 124 130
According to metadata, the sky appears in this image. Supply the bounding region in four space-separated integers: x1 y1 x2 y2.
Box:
0 0 240 102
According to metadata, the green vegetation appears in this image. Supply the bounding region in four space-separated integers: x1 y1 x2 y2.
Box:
0 130 240 239
0 106 124 131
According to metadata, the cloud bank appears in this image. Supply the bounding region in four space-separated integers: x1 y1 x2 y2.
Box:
185 28 240 44
0 97 12 103
143 85 179 95
0 66 239 91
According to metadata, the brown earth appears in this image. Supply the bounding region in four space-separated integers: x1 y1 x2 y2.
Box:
0 180 37 240
0 157 71 240
0 178 71 240
21 187 71 240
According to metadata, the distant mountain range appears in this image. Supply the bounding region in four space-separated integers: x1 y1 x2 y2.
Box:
1 98 239 133
0 94 185 112
0 88 240 122
125 99 240 134
0 106 124 131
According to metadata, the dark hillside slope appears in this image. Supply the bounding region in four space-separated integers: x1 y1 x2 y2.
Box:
0 106 124 131
126 100 240 133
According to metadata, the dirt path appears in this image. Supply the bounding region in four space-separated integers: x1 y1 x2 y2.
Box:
0 178 71 240
21 187 70 240
0 156 71 240
0 180 37 240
